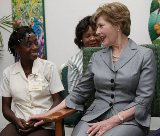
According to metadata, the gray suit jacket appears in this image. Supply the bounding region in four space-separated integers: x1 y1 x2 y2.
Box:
65 39 156 128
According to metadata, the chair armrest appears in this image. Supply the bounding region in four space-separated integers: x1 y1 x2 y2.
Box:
44 108 77 122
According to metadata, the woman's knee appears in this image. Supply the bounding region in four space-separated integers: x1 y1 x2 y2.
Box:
103 125 145 136
72 121 89 136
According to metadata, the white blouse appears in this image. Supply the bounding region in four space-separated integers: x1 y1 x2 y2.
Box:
0 58 64 129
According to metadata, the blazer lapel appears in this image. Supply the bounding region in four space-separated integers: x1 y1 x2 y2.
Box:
100 48 115 72
114 39 138 71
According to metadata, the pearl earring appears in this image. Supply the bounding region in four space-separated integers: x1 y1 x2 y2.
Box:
117 29 120 32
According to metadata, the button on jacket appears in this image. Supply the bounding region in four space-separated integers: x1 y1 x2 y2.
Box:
65 39 156 128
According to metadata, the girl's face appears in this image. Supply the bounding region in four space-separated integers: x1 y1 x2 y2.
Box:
96 16 119 47
82 26 101 47
15 32 39 61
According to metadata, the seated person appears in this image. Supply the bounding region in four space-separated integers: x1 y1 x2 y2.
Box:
29 2 156 136
0 26 64 136
68 15 101 92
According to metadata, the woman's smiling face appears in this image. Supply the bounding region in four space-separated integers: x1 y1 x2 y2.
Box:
82 26 101 47
96 16 119 47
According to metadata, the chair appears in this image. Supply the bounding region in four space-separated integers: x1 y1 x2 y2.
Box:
59 64 82 127
45 64 82 136
44 45 160 136
43 48 103 136
59 64 69 100
145 44 160 117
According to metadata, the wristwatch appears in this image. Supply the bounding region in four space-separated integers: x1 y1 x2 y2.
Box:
117 113 124 123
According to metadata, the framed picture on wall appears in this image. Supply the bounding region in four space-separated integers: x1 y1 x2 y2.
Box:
148 0 160 44
11 0 47 59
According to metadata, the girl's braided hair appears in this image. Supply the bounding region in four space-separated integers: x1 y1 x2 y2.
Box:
8 26 35 57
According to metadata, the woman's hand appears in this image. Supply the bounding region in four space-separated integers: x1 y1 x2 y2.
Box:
28 100 67 127
87 118 119 136
27 114 47 127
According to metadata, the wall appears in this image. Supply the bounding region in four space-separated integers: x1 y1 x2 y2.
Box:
0 0 13 130
0 0 14 73
45 0 152 67
0 0 152 70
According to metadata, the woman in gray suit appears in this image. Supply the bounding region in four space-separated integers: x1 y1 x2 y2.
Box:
28 2 156 136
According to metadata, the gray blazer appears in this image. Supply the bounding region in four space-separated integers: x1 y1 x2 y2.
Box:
65 39 156 128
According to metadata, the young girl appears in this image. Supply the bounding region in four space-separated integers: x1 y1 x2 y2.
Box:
0 26 64 136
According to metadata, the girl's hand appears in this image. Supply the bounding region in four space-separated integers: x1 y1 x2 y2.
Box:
15 118 35 133
15 118 27 130
19 127 34 133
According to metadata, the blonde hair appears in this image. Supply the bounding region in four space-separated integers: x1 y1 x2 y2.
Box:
92 2 131 36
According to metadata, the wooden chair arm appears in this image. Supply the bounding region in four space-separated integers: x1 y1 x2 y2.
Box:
43 108 77 136
44 108 77 122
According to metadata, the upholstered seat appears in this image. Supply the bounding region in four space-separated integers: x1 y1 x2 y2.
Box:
60 64 82 127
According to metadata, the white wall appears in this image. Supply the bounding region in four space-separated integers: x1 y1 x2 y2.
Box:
0 0 14 72
45 0 152 67
0 0 152 69
0 0 13 130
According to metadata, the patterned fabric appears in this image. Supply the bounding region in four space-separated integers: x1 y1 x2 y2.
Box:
68 50 83 92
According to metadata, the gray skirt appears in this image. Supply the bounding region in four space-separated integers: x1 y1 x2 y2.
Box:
72 120 145 136
72 109 146 136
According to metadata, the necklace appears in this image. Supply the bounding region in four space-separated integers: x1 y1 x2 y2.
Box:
112 54 120 63
112 55 120 58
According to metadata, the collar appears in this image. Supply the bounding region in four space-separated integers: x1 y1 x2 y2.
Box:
11 58 40 76
100 38 138 72
101 38 137 53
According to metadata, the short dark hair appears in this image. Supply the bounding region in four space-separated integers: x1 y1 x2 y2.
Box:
74 16 96 49
8 26 35 57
